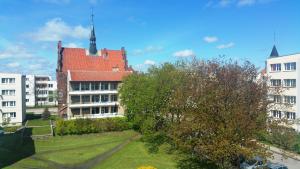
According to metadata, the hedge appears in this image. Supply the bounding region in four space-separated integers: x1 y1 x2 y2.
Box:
55 117 133 136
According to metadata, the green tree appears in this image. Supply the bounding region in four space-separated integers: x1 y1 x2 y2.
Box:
120 59 270 168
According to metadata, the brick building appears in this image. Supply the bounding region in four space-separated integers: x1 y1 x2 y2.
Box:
56 18 133 119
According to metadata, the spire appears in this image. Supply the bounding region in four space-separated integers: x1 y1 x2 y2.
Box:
89 9 97 55
270 45 279 57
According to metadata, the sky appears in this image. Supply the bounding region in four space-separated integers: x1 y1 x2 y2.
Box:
0 0 300 78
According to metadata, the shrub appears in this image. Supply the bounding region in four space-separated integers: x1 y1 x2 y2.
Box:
42 108 51 120
55 117 132 136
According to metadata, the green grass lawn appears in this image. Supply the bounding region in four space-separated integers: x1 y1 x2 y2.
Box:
93 141 177 169
28 126 52 135
27 119 50 126
2 130 176 169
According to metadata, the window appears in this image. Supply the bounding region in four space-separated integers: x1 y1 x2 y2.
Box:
71 83 80 91
92 95 100 102
26 92 29 95
48 84 53 88
111 94 118 102
92 107 100 114
26 85 29 88
101 95 109 102
71 108 80 116
284 62 296 71
273 95 282 103
26 78 29 81
3 112 16 118
38 90 48 95
284 79 296 87
2 101 16 107
2 90 15 96
111 106 118 113
26 99 29 102
101 106 109 114
82 108 90 115
49 91 53 95
82 95 90 104
81 82 90 91
270 64 281 72
1 78 15 84
270 79 281 87
284 96 296 104
110 83 118 90
286 112 296 120
272 110 282 118
49 97 53 102
71 95 80 104
91 82 100 90
101 82 109 90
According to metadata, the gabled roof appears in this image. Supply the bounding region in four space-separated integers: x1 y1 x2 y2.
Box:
270 45 279 57
61 48 127 72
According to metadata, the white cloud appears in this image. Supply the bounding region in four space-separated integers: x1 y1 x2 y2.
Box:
237 0 256 6
65 42 81 48
219 0 233 7
0 44 34 59
206 0 276 8
203 36 219 43
144 60 156 66
131 45 163 56
173 49 196 58
7 62 20 68
38 0 70 4
89 0 98 5
26 18 90 42
217 42 235 49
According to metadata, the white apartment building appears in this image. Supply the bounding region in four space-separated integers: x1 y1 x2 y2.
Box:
25 75 57 107
266 45 300 131
0 73 26 126
67 80 125 119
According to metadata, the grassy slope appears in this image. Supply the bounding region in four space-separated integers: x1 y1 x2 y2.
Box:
94 141 177 169
4 131 137 168
3 130 176 169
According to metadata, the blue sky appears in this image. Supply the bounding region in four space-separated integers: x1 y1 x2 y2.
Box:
0 0 299 77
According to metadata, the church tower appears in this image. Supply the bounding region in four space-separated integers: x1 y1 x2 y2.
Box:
89 11 97 55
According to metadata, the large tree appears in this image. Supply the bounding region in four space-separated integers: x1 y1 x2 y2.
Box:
120 59 269 168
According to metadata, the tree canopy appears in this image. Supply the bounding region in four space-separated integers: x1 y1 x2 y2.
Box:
120 59 269 168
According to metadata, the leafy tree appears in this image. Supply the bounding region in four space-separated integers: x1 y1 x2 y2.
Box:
120 59 269 168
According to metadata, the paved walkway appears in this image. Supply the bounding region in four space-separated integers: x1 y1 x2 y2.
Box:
265 144 300 169
26 107 58 115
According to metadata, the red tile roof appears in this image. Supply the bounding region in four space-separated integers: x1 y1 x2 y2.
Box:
61 47 132 81
62 48 127 72
70 71 131 81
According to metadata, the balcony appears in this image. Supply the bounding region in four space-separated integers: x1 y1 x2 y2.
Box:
69 101 119 108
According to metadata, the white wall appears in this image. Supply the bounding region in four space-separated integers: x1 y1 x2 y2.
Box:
0 73 25 126
267 53 300 131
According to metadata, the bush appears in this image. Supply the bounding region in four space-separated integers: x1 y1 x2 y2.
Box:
55 117 133 136
42 108 51 120
3 126 20 133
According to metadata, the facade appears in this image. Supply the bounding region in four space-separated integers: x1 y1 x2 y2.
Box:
25 75 57 107
0 73 26 126
56 18 133 119
266 45 300 131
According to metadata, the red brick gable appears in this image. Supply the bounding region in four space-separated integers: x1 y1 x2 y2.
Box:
61 48 128 73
